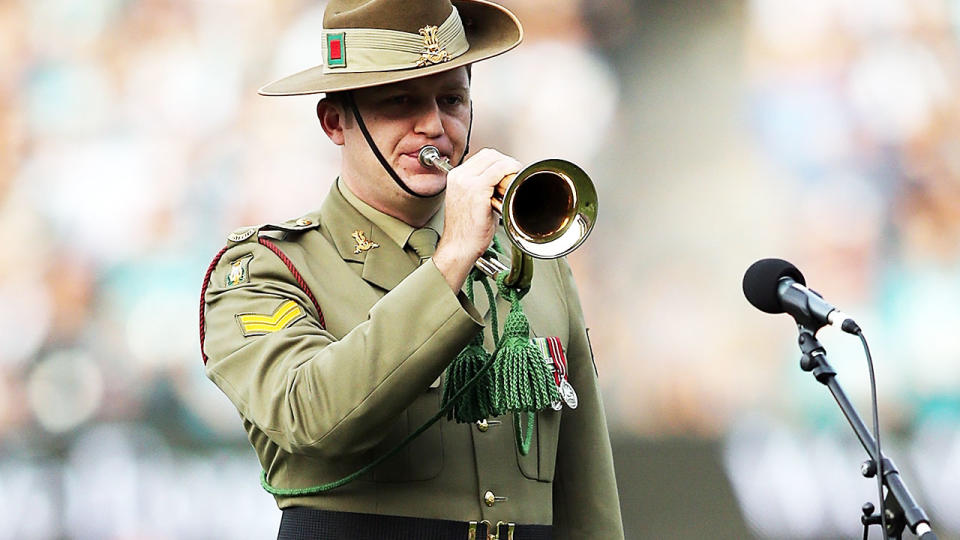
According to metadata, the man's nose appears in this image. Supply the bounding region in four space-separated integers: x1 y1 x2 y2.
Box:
414 101 444 137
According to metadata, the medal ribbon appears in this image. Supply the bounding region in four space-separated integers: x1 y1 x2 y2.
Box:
533 336 569 406
546 336 568 386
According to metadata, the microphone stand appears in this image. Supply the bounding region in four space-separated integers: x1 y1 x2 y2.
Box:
795 326 937 540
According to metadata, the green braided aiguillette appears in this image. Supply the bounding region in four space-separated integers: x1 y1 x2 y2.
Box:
262 240 559 494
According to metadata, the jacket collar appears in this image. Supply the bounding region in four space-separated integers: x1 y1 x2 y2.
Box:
319 182 416 291
319 181 507 316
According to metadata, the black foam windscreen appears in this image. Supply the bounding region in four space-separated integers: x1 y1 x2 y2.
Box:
742 258 806 314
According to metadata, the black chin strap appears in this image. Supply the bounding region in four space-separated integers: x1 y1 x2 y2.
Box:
346 91 474 198
459 104 473 166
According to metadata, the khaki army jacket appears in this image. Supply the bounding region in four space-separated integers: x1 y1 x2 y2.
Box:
201 183 624 539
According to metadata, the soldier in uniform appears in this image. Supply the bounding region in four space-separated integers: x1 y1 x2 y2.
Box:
199 0 624 538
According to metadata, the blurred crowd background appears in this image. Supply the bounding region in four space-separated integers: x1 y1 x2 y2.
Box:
3 0 960 538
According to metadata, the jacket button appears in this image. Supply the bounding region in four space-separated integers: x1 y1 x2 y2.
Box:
296 218 313 226
476 419 489 432
483 490 496 507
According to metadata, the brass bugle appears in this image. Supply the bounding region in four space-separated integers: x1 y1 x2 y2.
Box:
418 145 598 288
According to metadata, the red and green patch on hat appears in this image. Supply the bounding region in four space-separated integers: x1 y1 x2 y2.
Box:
327 33 346 68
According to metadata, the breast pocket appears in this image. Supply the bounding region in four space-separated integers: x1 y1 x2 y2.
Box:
516 408 562 482
369 388 443 482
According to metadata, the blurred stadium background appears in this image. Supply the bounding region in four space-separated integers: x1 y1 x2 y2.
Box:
3 0 960 537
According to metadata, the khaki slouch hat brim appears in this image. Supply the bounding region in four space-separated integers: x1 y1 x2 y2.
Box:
259 0 523 96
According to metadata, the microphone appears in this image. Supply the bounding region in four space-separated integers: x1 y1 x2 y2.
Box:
743 258 861 334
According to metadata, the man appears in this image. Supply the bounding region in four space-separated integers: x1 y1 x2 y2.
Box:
199 0 624 538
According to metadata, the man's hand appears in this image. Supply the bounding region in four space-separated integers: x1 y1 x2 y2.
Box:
433 148 522 292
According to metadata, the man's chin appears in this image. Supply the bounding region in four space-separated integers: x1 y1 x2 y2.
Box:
406 186 445 199
399 174 446 198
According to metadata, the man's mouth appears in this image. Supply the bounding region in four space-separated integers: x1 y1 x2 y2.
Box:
402 150 449 171
405 149 447 158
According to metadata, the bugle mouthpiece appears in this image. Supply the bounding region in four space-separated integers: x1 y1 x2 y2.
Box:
418 146 453 173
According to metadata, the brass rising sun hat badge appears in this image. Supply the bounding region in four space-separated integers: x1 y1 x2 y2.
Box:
417 26 451 67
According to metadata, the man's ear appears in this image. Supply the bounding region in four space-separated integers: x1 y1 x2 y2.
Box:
317 98 346 145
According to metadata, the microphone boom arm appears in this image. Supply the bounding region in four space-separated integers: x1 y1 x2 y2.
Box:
796 327 936 539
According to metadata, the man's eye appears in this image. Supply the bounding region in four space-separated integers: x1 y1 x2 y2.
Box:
442 95 465 106
388 95 410 105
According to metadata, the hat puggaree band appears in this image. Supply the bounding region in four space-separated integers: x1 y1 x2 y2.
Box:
323 7 469 73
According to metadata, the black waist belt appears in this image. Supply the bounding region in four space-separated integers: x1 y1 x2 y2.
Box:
277 507 553 540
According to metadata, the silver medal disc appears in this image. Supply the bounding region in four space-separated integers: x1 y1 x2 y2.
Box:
560 379 578 409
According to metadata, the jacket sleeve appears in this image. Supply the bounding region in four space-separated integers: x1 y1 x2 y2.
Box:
552 259 625 539
201 240 483 459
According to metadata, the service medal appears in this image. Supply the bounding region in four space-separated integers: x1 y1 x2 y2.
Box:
560 379 578 409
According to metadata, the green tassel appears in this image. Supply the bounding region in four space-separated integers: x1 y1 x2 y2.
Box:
441 268 496 423
442 331 491 422
488 273 560 417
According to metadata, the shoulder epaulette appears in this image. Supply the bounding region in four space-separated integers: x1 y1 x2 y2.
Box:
225 214 321 245
265 215 322 232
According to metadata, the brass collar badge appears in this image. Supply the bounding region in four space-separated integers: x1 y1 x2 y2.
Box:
417 26 450 67
352 230 380 254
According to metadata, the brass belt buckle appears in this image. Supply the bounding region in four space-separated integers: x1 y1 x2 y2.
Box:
469 519 515 540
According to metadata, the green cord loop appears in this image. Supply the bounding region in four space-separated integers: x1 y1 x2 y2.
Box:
261 238 556 494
